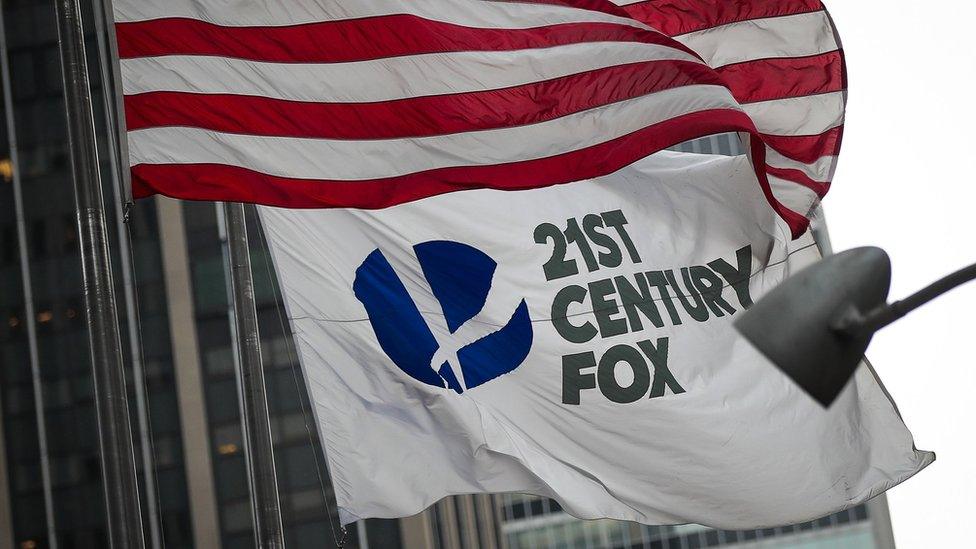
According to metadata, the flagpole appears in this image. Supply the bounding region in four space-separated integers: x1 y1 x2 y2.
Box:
89 0 164 545
0 4 58 546
53 1 145 548
223 202 286 549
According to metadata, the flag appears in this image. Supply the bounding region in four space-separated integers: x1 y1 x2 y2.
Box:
114 0 840 238
258 151 931 526
111 0 931 528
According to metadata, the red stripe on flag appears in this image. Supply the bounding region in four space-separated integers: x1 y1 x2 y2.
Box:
116 15 696 63
505 0 632 18
716 51 843 104
124 60 723 138
622 0 823 37
765 165 830 196
761 126 844 164
129 108 807 236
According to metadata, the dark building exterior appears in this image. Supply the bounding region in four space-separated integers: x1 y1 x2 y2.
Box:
0 2 895 549
0 3 497 547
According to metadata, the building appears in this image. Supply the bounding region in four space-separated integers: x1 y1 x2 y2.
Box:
498 486 895 549
0 2 896 549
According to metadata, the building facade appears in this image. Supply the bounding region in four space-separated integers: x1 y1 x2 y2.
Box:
498 494 894 549
0 2 895 549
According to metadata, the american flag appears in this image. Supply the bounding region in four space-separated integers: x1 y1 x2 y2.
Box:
114 0 844 238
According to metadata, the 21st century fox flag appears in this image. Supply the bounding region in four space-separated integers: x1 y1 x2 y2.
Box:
112 0 932 528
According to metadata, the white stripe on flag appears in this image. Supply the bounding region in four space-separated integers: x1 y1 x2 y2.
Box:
767 174 821 216
112 0 648 29
676 11 838 68
120 42 701 102
742 91 845 136
765 149 838 182
127 85 737 178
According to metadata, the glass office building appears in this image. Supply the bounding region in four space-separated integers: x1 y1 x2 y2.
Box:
498 494 890 549
0 2 897 549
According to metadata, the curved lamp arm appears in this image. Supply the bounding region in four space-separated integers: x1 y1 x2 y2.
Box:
835 262 976 336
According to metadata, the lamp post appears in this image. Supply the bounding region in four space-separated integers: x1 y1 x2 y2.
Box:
735 247 976 407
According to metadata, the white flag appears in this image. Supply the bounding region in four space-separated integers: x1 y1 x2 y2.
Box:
259 151 932 528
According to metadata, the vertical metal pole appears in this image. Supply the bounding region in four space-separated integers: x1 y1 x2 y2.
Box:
89 0 163 545
96 0 132 206
106 132 166 549
356 521 369 549
215 203 245 435
223 202 285 549
0 3 59 546
53 1 145 548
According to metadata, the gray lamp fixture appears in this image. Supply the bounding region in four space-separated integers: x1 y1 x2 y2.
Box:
735 247 976 407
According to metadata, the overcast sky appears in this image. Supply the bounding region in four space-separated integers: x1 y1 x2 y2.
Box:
822 2 976 545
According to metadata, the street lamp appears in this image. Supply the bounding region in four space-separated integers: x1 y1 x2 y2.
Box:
735 247 976 407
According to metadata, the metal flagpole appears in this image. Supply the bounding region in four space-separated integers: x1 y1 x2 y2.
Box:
223 202 286 549
93 0 132 209
0 4 58 546
53 1 145 548
89 0 164 545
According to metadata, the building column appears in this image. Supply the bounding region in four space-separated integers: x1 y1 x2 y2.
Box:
156 196 222 549
399 510 436 549
476 494 504 549
867 495 897 549
455 495 481 549
398 494 508 549
435 498 464 549
0 393 14 549
494 495 512 549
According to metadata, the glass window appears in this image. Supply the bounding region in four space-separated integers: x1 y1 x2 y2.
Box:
1 224 15 263
207 378 241 422
162 510 193 547
280 444 319 490
223 533 256 549
221 500 252 534
157 468 189 510
277 413 308 444
152 434 182 468
30 218 46 258
204 345 235 376
286 521 329 549
191 257 229 313
10 51 35 99
286 488 324 515
60 213 76 253
213 423 243 456
215 455 248 500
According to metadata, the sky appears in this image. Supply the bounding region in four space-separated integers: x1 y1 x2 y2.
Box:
823 2 976 545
